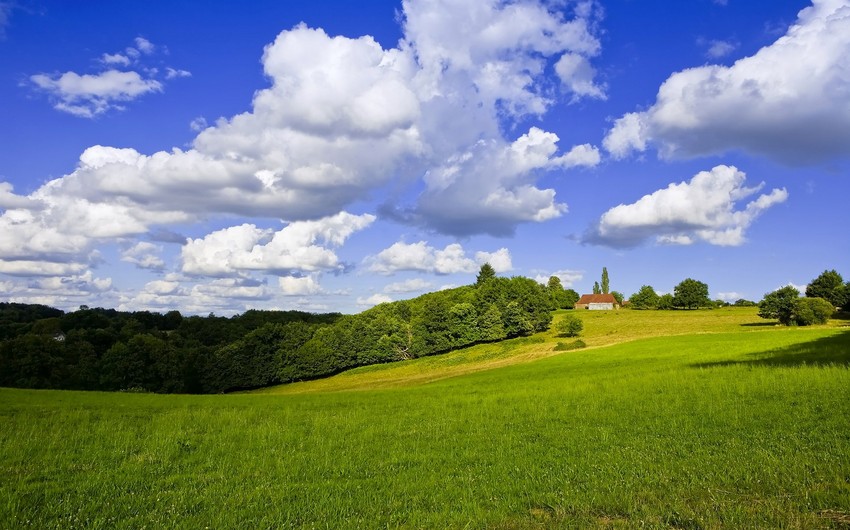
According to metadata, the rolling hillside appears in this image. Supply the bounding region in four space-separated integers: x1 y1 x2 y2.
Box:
2 308 849 528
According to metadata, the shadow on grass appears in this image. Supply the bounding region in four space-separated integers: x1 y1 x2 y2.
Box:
740 322 778 327
692 329 850 369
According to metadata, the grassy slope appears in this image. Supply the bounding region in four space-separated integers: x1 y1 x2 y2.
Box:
2 309 850 528
256 307 835 394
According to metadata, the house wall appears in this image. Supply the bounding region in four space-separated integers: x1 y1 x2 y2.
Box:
588 303 614 310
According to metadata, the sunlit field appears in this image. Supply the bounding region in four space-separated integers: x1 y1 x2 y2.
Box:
2 309 849 528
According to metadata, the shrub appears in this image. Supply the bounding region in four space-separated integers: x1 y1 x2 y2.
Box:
795 297 834 326
657 294 674 310
553 339 586 351
556 315 583 337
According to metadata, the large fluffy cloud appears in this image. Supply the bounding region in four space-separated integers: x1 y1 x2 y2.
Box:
415 127 599 236
365 241 512 275
1 0 605 312
181 212 375 277
604 0 850 164
585 165 788 248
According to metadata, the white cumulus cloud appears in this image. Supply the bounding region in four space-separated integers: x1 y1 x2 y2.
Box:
366 241 512 275
120 241 166 270
357 293 394 307
585 165 788 248
181 212 375 277
279 275 323 296
604 0 850 164
384 278 434 293
29 37 190 118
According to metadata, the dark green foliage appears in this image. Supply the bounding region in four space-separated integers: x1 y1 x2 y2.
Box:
611 291 624 306
0 305 339 393
795 297 834 326
593 281 601 295
601 267 610 294
805 269 845 307
563 289 580 309
556 315 583 337
476 263 496 286
0 277 552 393
546 276 580 310
282 278 551 383
478 304 506 342
657 293 675 310
629 285 659 309
734 299 757 307
0 303 64 341
672 278 710 309
759 286 801 325
553 339 586 351
759 288 833 327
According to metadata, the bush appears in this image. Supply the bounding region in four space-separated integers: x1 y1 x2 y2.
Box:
556 315 583 337
657 294 674 310
795 297 834 326
553 339 586 351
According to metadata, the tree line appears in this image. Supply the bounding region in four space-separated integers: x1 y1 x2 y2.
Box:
626 270 849 326
0 269 556 393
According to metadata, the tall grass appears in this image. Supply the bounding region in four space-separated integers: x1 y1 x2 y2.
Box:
2 321 849 528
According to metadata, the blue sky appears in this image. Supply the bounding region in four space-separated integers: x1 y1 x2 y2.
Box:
0 0 847 315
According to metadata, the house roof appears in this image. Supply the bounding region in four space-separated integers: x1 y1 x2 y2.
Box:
576 294 617 305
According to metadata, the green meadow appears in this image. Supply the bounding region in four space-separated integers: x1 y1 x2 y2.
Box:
2 308 849 528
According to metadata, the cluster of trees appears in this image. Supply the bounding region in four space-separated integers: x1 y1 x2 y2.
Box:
546 275 580 310
268 272 553 388
591 267 624 305
628 278 712 310
759 269 849 326
0 305 339 394
0 268 555 393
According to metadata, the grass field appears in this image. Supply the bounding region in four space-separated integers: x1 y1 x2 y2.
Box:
2 308 849 528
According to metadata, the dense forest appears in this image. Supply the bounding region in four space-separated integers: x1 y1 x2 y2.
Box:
0 271 562 393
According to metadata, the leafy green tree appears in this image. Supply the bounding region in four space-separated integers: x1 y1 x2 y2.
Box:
805 270 846 308
672 278 710 309
611 291 624 306
556 315 583 337
478 304 506 342
601 267 610 294
733 299 757 307
503 301 534 337
657 293 674 310
448 302 479 347
795 297 834 325
593 281 601 295
629 285 659 309
758 286 801 325
476 263 496 286
563 289 580 309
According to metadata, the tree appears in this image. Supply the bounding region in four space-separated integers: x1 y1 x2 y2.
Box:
476 263 496 286
733 299 757 307
556 315 583 337
611 291 624 306
478 304 506 342
758 286 800 325
657 293 674 310
795 297 834 325
806 270 846 308
593 281 601 295
546 276 565 310
562 289 580 309
601 267 610 294
672 278 710 309
629 285 659 309
503 301 534 337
